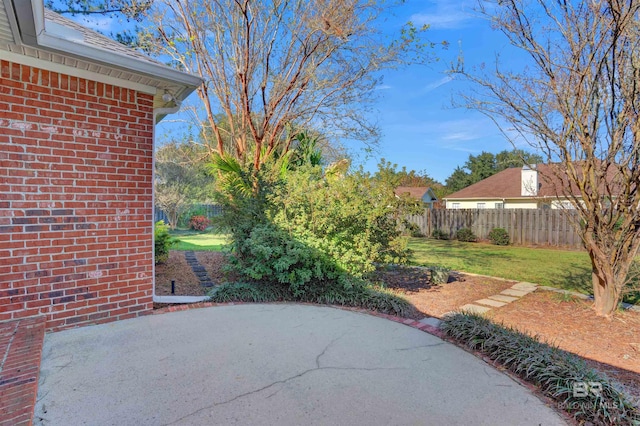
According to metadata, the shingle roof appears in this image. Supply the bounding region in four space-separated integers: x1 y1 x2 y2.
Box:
44 10 170 70
394 186 433 201
444 165 575 200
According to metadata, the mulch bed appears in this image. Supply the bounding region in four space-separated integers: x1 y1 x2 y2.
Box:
155 251 206 296
371 267 516 318
489 291 640 404
155 251 239 296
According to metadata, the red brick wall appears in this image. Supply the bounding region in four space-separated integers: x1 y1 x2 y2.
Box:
0 61 155 331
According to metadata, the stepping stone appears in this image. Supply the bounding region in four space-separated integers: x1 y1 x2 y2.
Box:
459 304 491 314
419 317 442 328
537 285 556 291
511 282 537 291
489 294 519 303
501 289 530 297
475 298 507 308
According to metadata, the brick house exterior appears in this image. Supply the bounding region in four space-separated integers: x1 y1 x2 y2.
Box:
0 2 201 330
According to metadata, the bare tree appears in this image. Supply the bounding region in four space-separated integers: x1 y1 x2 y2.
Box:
155 141 213 229
140 0 437 170
457 0 640 316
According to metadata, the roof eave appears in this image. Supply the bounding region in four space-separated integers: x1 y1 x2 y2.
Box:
13 0 203 103
35 31 204 93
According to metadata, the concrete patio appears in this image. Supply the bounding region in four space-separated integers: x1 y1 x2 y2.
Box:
34 304 565 425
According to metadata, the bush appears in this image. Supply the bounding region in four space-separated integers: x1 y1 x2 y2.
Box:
209 280 414 317
488 227 510 245
428 266 451 285
432 228 449 240
212 156 411 299
441 313 640 425
456 228 477 242
228 223 346 297
402 221 424 238
154 220 175 264
210 281 292 303
189 215 211 231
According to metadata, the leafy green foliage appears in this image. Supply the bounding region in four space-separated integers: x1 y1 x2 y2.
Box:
289 132 323 168
445 149 543 193
227 223 348 297
154 220 175 264
211 152 412 300
428 266 451 284
432 228 450 240
488 228 510 246
374 158 447 200
402 220 424 237
455 228 477 242
209 281 414 317
272 166 411 277
441 313 640 425
155 141 215 229
210 282 292 303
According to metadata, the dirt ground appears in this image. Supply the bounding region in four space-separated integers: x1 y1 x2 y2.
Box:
155 251 640 404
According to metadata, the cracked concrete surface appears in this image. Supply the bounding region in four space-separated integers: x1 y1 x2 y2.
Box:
34 304 565 425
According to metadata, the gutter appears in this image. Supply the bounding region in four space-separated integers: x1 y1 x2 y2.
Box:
14 0 203 98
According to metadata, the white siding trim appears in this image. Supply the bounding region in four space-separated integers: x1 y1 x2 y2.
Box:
0 48 158 94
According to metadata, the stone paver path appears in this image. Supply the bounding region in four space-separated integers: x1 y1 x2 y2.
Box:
460 281 538 315
184 251 215 289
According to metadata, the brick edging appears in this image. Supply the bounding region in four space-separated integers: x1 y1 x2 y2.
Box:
0 316 46 426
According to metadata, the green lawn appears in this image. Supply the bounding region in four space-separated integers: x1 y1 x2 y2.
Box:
408 238 594 294
408 238 640 304
170 230 229 252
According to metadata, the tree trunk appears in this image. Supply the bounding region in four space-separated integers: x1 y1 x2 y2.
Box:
592 268 619 317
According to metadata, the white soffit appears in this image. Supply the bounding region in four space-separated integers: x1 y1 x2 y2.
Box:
0 0 15 43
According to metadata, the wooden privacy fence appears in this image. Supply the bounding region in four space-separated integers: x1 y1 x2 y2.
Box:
405 208 583 249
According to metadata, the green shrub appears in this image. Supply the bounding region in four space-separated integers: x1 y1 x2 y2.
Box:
402 220 424 238
210 281 292 303
455 228 477 242
154 220 175 264
432 228 449 240
441 313 640 425
429 266 451 284
209 280 414 317
212 155 411 299
488 227 510 245
189 215 211 231
228 223 346 297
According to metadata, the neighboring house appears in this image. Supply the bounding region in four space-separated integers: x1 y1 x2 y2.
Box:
394 186 439 209
444 165 580 210
0 1 202 330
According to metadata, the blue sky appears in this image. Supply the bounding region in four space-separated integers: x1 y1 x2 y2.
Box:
69 0 526 183
357 0 526 183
